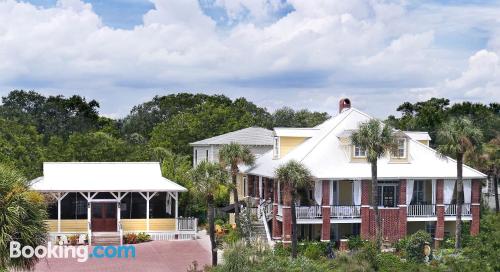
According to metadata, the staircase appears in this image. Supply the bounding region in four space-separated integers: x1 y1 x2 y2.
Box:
251 220 268 242
92 232 121 246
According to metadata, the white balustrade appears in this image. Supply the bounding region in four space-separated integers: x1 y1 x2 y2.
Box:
330 205 361 218
407 205 436 217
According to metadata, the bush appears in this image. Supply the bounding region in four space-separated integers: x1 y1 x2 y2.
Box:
222 228 241 245
394 237 409 257
68 235 79 246
136 232 151 243
272 242 290 257
214 218 225 227
405 230 432 263
123 233 137 244
347 235 366 250
303 243 323 260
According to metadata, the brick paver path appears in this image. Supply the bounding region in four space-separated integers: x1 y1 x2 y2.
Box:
34 238 211 272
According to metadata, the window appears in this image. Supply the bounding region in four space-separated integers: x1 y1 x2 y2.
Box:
273 136 280 158
194 149 198 165
392 138 407 158
411 180 425 204
206 149 209 161
243 176 248 196
377 182 398 207
353 145 367 158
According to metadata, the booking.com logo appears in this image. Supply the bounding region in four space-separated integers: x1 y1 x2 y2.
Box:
10 241 136 262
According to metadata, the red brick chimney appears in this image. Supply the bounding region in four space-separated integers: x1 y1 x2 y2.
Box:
339 98 351 113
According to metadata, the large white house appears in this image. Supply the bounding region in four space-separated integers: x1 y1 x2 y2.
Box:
193 99 486 248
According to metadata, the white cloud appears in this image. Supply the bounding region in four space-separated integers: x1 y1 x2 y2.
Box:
0 0 499 117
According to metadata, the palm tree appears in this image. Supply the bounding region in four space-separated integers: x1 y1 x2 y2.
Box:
351 119 396 249
219 142 255 230
0 165 48 271
437 117 482 250
188 161 229 266
275 160 313 258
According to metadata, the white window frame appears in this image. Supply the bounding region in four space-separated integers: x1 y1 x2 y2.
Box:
392 138 407 159
353 145 367 158
273 136 280 159
206 149 209 162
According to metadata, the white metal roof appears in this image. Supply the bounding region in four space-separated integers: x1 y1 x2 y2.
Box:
246 108 486 180
404 131 432 141
30 162 187 192
274 128 319 137
190 127 273 146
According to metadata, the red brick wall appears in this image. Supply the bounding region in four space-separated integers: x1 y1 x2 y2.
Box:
361 180 371 239
435 179 444 242
321 180 331 241
471 179 481 236
282 182 292 244
272 179 281 239
399 180 407 238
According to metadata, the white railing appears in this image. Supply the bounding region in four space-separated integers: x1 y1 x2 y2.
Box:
278 205 283 217
177 217 197 231
257 201 273 245
330 205 361 218
295 206 322 219
407 204 436 217
444 203 471 216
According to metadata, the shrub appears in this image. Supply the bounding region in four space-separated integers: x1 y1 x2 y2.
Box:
303 243 323 260
222 229 241 245
136 232 151 243
68 235 79 246
214 218 225 227
347 235 366 250
123 233 137 244
394 237 409 257
272 242 290 257
405 230 432 263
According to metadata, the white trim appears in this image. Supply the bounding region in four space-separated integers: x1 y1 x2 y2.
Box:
407 217 437 222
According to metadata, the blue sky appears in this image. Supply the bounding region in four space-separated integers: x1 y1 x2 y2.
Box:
2 0 499 118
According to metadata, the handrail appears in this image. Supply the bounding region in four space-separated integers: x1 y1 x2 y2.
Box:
407 204 436 217
444 203 471 216
330 205 361 218
258 201 273 246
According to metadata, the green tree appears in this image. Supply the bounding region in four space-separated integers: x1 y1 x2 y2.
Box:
272 107 330 128
0 165 48 270
437 117 483 250
351 119 396 249
219 143 255 230
65 132 129 161
0 118 44 179
189 161 229 266
275 160 313 258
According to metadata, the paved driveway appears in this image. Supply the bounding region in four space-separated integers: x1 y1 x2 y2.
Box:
34 236 211 272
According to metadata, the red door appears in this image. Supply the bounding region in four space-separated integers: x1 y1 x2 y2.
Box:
91 203 117 232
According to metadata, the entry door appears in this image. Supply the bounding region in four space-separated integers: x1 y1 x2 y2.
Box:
91 202 117 232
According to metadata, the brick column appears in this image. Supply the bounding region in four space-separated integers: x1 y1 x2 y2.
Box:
471 179 481 236
360 180 371 240
282 182 292 245
435 179 444 248
398 179 407 239
263 178 268 200
272 180 282 240
321 180 331 242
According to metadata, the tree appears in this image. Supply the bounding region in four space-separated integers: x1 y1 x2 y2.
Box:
351 119 396 249
482 137 500 213
0 165 48 271
275 160 313 258
189 161 229 266
272 107 330 128
219 143 255 230
437 117 483 250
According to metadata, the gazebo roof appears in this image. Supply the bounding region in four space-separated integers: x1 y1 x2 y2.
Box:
30 162 187 192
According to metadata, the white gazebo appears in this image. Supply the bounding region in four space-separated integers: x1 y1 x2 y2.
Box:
31 162 196 244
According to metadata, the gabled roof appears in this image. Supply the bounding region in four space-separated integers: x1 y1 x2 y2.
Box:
30 162 187 192
404 131 432 141
246 108 486 180
190 127 273 146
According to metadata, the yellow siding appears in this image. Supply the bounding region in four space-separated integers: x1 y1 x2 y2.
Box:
45 220 58 232
122 219 147 231
149 219 176 231
45 220 87 232
280 137 307 157
418 140 429 146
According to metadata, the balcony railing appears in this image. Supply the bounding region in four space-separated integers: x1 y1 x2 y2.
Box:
445 203 471 216
177 217 197 231
276 205 361 219
296 206 322 219
407 204 436 217
330 205 361 218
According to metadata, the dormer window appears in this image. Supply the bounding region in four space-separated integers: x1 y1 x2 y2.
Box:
353 145 367 158
273 136 280 159
392 138 407 159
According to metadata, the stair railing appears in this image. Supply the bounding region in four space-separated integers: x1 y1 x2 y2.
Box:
257 200 273 246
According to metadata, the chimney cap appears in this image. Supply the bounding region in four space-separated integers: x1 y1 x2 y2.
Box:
339 98 351 113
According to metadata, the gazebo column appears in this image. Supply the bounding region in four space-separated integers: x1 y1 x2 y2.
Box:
140 192 157 232
55 192 69 233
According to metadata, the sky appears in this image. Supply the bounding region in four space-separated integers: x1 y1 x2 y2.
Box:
1 0 499 118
